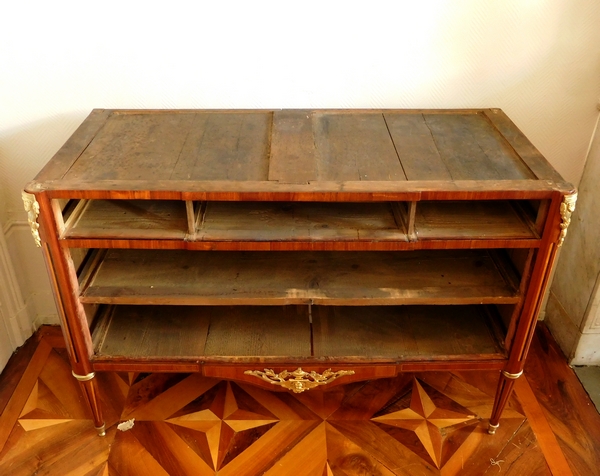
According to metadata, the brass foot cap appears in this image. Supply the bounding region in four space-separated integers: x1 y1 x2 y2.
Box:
488 422 500 435
95 423 106 437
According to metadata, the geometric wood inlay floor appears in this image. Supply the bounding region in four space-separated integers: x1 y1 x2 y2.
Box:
1 325 599 475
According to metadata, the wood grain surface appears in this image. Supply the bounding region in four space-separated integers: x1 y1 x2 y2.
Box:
79 250 521 306
27 109 571 190
1 324 597 475
20 109 578 475
89 305 505 364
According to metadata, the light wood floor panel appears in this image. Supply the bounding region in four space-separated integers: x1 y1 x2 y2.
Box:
0 325 598 475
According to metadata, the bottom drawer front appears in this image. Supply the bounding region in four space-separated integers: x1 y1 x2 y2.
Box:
203 365 398 392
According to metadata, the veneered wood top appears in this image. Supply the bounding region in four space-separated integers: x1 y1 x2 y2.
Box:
28 109 572 198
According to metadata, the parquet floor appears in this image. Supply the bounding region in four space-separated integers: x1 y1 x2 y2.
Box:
0 325 599 475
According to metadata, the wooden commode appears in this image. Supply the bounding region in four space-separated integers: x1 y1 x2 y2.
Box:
23 109 576 436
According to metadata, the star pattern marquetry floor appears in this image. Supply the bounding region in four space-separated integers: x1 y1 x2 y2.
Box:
1 326 598 475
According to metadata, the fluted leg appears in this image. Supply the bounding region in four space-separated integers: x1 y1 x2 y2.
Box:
488 369 524 434
72 371 106 436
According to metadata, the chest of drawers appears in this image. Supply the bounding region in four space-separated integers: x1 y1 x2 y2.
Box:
23 108 575 435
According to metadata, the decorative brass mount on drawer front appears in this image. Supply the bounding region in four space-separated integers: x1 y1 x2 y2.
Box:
244 368 356 393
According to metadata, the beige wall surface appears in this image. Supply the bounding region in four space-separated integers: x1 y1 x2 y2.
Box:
1 1 600 344
546 115 600 364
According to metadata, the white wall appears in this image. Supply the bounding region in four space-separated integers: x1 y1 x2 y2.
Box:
1 1 600 360
546 115 600 364
0 225 33 369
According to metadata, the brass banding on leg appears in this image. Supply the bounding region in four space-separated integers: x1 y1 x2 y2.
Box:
72 370 96 382
501 369 523 380
95 424 106 437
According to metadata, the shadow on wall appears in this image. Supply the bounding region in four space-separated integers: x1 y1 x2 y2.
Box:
0 113 88 331
0 112 90 225
434 1 595 186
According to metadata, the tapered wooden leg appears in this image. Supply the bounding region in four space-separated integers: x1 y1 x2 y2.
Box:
72 371 105 436
489 369 524 434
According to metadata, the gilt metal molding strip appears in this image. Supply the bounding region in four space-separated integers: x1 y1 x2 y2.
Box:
558 193 577 247
21 191 41 247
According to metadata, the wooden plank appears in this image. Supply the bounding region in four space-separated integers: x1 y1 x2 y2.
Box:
269 110 318 183
93 306 210 358
92 306 310 359
415 200 536 240
263 423 329 476
312 306 417 358
423 113 535 180
4 324 600 474
326 420 433 475
203 306 311 357
27 109 572 192
514 377 574 476
61 199 89 237
0 330 45 417
170 112 271 181
80 250 520 306
384 113 452 180
40 178 567 199
63 112 198 181
0 420 114 476
322 422 400 476
483 109 567 183
525 324 600 474
313 113 407 181
196 201 407 242
454 113 535 179
218 420 320 476
0 339 52 453
533 199 551 236
38 348 92 420
185 201 195 235
407 201 417 241
61 237 542 252
63 200 188 240
389 202 408 235
108 430 171 475
312 306 504 359
31 109 112 182
128 421 215 475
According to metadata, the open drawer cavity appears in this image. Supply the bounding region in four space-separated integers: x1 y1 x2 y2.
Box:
90 304 507 363
78 249 522 306
56 198 545 243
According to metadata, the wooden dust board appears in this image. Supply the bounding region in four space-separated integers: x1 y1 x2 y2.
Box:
92 305 209 358
90 305 505 362
80 250 521 306
312 306 505 360
92 305 311 360
196 201 405 241
415 200 536 240
63 200 188 239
